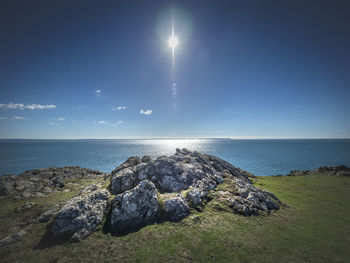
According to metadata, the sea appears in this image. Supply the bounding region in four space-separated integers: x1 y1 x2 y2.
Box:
0 139 349 177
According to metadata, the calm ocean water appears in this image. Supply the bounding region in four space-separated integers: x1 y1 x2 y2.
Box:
0 139 349 176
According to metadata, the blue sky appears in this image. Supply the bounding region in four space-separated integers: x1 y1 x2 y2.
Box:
0 0 349 139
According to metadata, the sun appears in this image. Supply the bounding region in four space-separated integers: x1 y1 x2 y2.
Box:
169 36 178 48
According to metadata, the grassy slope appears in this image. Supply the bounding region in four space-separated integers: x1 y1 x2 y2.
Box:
0 174 350 263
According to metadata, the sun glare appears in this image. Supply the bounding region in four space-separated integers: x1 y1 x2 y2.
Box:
169 36 178 48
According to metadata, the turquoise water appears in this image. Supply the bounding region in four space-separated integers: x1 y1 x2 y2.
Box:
0 139 349 176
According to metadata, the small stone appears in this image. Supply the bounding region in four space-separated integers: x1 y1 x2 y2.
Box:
15 202 35 213
0 230 26 247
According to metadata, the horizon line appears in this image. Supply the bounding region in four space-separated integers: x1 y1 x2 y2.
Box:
0 136 349 140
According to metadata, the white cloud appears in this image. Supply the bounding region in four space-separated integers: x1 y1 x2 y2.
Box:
140 109 152 115
0 103 56 110
0 117 6 120
57 117 65 121
113 106 127 111
95 90 102 95
14 116 24 120
112 120 123 126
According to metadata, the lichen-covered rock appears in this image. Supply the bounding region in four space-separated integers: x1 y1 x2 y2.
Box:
107 148 281 235
110 168 137 195
212 178 280 215
110 180 159 235
161 194 189 222
110 148 227 201
51 188 110 241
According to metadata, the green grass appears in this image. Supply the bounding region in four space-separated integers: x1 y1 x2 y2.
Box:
1 174 349 263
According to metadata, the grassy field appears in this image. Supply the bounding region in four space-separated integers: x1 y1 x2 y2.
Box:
1 174 350 263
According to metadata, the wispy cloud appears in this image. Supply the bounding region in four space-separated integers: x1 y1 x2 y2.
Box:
140 109 152 115
57 117 65 121
112 106 127 111
49 122 59 126
94 120 107 124
112 120 123 126
14 116 24 120
0 117 6 120
95 90 102 96
0 103 56 110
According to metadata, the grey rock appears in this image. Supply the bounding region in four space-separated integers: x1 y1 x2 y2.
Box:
162 194 189 222
214 178 280 215
287 165 350 177
111 156 140 175
141 155 151 163
15 202 35 213
0 230 26 247
0 175 17 196
0 166 106 197
49 177 65 188
51 188 110 241
110 168 137 195
111 180 159 234
186 189 201 206
38 204 60 223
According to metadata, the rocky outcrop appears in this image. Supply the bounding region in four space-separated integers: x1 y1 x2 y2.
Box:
0 167 106 197
107 148 279 235
287 165 350 177
1 149 281 242
51 188 110 241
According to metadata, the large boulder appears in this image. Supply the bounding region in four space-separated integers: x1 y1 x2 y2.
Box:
51 188 110 241
110 180 159 235
107 148 280 234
